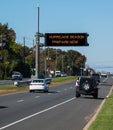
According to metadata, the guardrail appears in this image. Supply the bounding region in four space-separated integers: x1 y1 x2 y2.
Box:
14 80 31 86
0 80 13 85
14 78 52 87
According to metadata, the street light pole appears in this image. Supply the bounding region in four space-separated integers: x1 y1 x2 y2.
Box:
35 5 40 78
55 49 57 71
23 37 25 63
62 55 64 72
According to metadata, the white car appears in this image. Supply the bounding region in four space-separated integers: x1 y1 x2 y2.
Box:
29 79 49 93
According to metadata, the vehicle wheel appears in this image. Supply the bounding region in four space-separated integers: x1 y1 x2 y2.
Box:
29 90 33 93
93 93 98 99
93 90 98 99
44 90 48 93
76 91 80 98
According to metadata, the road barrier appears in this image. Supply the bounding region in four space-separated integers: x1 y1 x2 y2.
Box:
14 78 52 87
14 80 31 87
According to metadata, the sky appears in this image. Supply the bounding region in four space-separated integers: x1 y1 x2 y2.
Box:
0 0 113 73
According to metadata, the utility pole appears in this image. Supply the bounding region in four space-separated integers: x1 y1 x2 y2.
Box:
32 39 35 68
55 49 57 71
62 55 64 72
35 5 40 78
23 37 25 63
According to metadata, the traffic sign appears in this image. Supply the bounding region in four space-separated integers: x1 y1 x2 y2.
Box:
45 33 89 46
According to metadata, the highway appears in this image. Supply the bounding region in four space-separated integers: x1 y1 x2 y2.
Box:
0 76 113 130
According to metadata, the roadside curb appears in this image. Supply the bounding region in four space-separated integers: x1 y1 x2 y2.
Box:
83 85 113 130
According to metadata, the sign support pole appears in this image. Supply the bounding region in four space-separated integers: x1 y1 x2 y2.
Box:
35 6 40 78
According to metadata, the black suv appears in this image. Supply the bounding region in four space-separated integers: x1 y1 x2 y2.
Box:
75 76 98 98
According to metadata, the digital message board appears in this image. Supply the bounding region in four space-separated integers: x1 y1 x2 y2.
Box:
45 33 89 46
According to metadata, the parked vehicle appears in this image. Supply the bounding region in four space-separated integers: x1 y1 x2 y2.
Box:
55 71 61 77
101 73 107 78
29 79 49 93
61 72 67 77
75 76 98 98
12 71 23 80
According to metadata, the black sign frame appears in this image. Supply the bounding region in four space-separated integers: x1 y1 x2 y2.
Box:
45 33 89 46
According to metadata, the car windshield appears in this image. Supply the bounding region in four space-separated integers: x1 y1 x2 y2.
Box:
13 72 20 75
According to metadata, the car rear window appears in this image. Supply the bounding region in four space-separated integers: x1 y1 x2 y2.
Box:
33 80 44 83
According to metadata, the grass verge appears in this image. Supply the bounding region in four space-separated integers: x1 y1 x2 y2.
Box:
0 85 28 95
51 76 76 85
88 92 113 130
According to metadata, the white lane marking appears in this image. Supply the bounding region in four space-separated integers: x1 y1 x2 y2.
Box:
102 77 108 83
47 93 51 95
35 96 40 98
0 97 75 130
69 87 74 89
17 100 24 103
57 90 61 93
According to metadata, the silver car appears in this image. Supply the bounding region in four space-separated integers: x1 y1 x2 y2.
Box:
12 71 23 80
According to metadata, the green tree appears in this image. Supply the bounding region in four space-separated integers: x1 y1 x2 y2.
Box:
0 23 31 79
40 48 87 76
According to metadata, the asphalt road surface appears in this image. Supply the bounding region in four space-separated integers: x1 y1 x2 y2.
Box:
0 76 113 130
